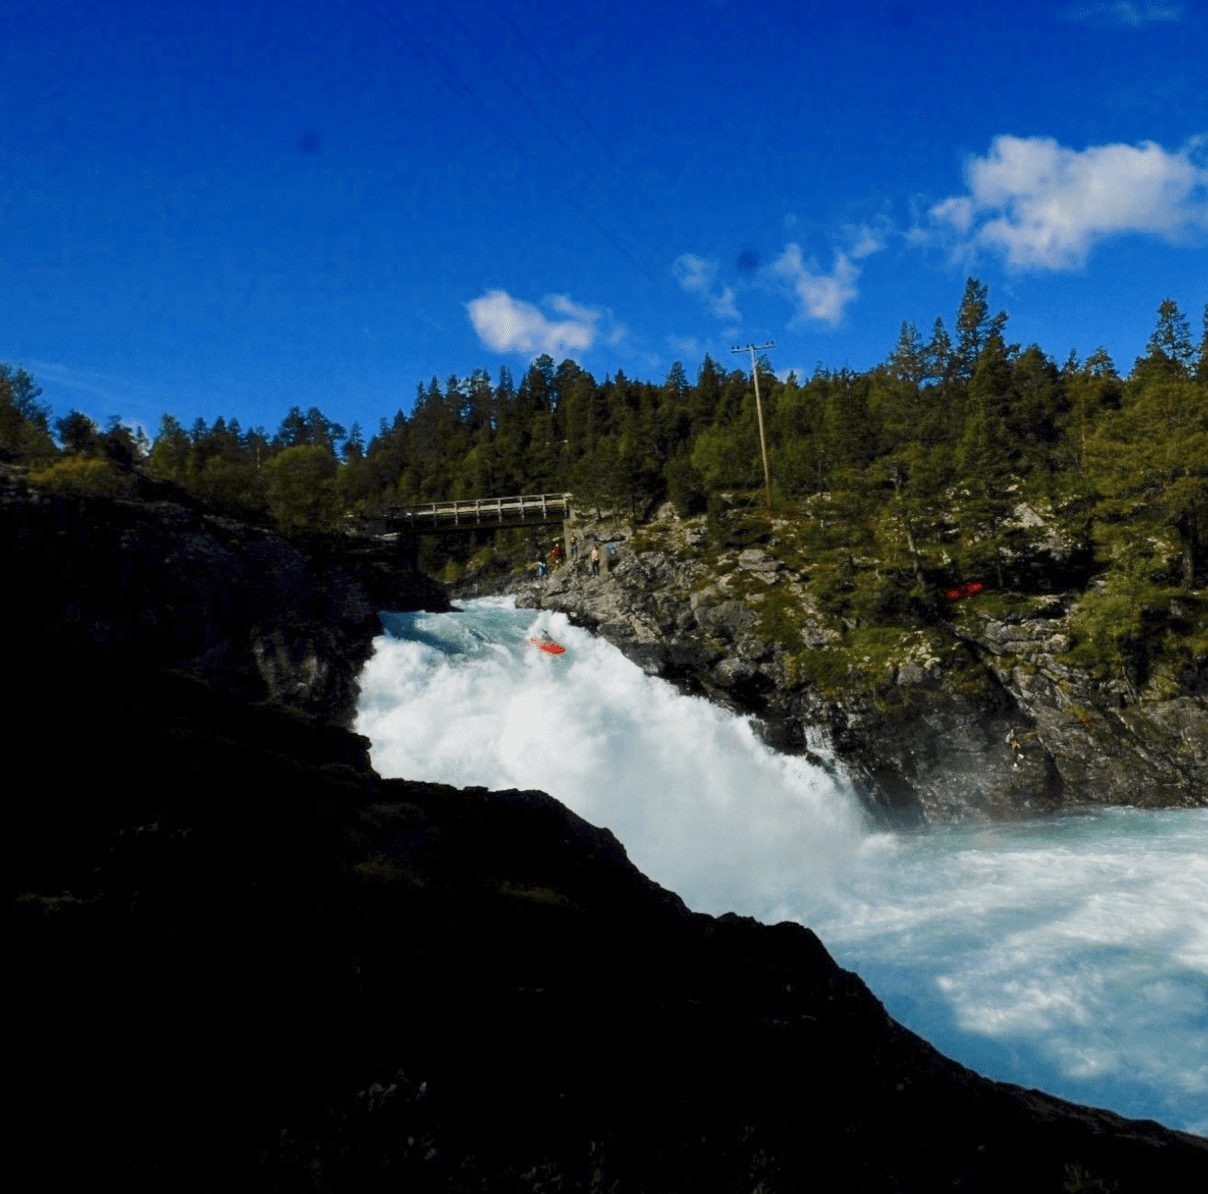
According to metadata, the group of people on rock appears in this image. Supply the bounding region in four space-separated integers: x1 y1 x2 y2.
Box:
534 533 618 580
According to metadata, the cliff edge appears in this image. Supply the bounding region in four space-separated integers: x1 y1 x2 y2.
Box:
508 507 1208 823
6 470 1207 1191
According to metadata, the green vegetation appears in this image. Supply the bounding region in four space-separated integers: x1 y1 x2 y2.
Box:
5 282 1208 684
264 444 340 532
28 456 137 498
0 364 55 462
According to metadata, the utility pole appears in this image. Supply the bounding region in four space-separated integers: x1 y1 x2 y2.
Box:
732 341 775 513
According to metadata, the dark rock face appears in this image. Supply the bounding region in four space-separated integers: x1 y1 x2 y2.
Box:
509 519 1208 824
955 599 1208 811
0 466 446 723
7 472 1208 1189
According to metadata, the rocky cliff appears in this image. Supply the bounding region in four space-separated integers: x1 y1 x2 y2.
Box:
7 469 1208 1191
508 509 1208 824
0 463 447 722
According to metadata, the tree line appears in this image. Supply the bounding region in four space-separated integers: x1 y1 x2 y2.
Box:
4 281 1208 600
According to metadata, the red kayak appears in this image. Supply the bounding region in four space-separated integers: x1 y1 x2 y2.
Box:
529 637 566 655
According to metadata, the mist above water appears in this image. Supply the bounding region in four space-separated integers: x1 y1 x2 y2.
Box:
356 597 1208 1135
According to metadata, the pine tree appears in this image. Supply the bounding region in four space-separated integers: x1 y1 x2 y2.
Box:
1136 298 1195 379
148 415 193 482
955 332 1016 585
888 321 925 387
1011 345 1065 469
924 317 954 386
954 278 991 379
1062 352 1122 474
0 364 55 461
1195 303 1208 384
1088 375 1208 588
56 410 102 456
691 354 725 432
343 423 365 463
275 406 310 449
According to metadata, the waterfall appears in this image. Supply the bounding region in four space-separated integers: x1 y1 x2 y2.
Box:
356 596 1208 1136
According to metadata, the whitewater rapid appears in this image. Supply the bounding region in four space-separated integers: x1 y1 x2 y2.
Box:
355 597 1208 1136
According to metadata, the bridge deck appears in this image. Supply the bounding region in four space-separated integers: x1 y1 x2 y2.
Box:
384 492 573 529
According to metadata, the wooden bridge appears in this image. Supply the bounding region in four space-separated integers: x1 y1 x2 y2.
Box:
381 492 574 532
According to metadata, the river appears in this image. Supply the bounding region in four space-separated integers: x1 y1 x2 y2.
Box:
354 596 1208 1136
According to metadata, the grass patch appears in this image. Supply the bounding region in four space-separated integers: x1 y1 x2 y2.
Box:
497 881 571 908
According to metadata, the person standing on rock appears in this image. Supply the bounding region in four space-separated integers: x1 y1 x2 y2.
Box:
606 541 618 572
590 544 600 577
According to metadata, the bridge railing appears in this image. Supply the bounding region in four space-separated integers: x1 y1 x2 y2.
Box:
388 492 574 527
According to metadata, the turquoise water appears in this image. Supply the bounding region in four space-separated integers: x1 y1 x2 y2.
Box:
357 598 1208 1135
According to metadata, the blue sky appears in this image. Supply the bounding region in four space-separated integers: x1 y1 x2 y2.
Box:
3 0 1207 440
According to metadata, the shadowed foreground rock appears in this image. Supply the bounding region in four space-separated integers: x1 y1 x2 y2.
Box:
6 475 1208 1191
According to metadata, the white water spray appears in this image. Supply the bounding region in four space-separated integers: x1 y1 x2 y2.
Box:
356 597 1208 1136
356 598 869 915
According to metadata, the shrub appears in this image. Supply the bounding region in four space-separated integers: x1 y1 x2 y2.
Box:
27 457 135 498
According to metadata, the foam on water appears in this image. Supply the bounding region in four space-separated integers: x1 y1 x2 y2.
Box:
358 598 868 913
356 597 1208 1135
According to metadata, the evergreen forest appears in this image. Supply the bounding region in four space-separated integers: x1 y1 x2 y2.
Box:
6 279 1208 681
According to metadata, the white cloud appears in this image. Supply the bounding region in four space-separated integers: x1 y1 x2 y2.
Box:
666 334 703 360
673 253 741 321
545 293 597 323
845 218 891 260
28 359 129 407
929 135 1208 270
676 226 885 331
767 244 861 327
465 289 616 357
26 359 159 437
1059 2 1182 26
